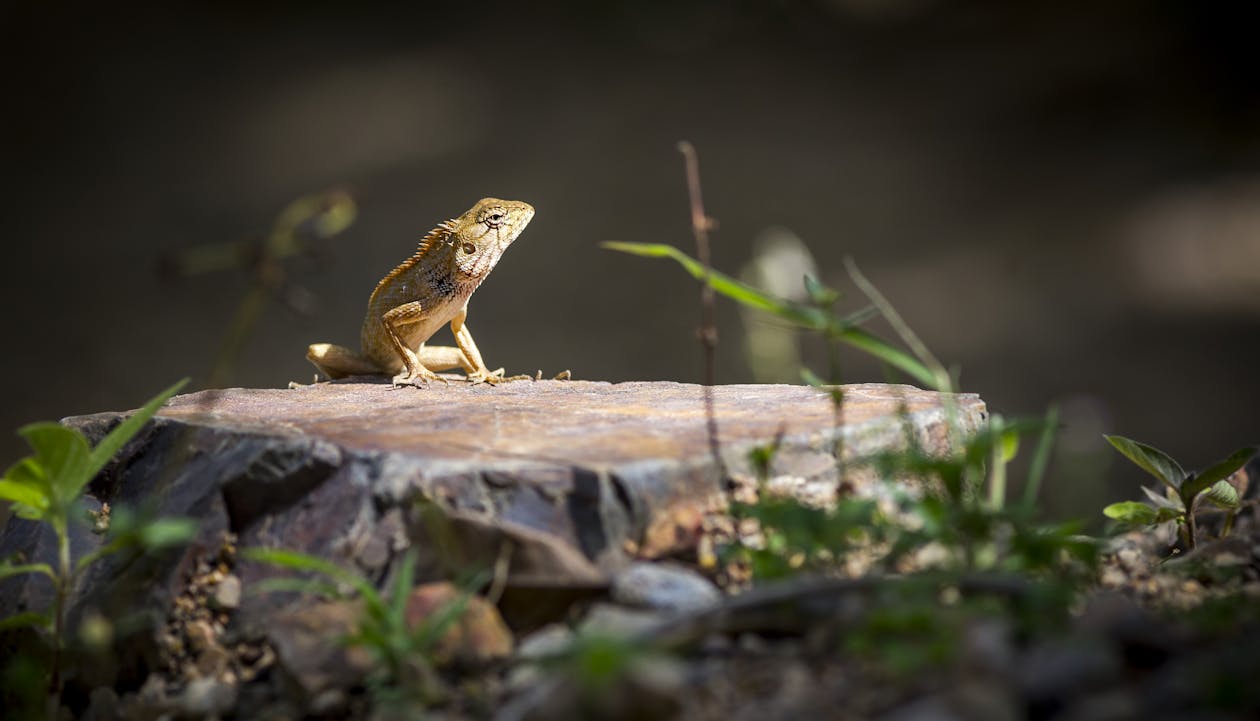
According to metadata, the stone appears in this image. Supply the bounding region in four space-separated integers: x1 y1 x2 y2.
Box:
177 677 238 718
578 603 667 637
0 380 985 708
267 599 374 699
516 624 576 661
210 574 242 610
495 650 686 721
507 624 578 691
405 582 514 667
611 562 721 614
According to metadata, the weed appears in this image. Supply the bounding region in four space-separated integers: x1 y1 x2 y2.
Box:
0 379 195 720
244 546 481 713
1102 436 1256 549
606 180 1104 681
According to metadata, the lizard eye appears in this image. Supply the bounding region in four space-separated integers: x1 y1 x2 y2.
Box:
483 209 507 227
461 242 476 254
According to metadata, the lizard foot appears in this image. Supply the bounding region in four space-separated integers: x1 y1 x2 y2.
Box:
392 368 444 387
466 368 532 385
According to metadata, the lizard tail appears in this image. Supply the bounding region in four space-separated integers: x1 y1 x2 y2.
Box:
306 343 381 379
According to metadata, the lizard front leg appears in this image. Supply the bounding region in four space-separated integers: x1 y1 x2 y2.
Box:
381 302 441 385
448 308 496 383
449 308 526 384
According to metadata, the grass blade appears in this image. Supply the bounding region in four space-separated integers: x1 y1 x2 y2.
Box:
602 241 828 328
0 562 55 581
605 241 941 388
1021 405 1059 508
843 257 951 392
242 547 377 600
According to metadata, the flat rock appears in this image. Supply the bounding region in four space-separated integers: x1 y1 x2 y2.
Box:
0 380 985 639
158 380 981 468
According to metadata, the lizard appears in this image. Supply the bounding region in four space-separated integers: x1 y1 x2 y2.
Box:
307 197 534 385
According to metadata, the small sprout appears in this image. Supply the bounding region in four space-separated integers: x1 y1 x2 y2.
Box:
1103 435 1256 549
0 379 194 714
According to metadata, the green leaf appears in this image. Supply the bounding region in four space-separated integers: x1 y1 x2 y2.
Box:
251 576 345 600
0 562 55 581
17 422 91 505
1103 501 1158 525
387 550 417 637
602 242 829 327
603 241 942 388
241 547 378 601
85 378 189 485
830 327 939 389
838 304 880 327
1199 479 1240 510
842 257 952 392
1181 446 1256 502
0 611 52 633
803 274 839 306
1022 405 1059 508
1104 435 1186 490
1153 507 1182 523
411 591 471 651
998 423 1020 464
0 477 50 516
800 367 826 387
138 518 199 548
1139 485 1183 511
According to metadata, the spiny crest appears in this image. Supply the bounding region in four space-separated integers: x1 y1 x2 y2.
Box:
370 219 457 300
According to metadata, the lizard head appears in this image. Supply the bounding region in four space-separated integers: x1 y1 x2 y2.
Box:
448 197 535 278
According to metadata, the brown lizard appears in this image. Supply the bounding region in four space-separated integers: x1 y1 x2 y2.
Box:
307 197 534 385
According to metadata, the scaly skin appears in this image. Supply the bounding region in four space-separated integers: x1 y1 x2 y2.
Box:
307 198 534 385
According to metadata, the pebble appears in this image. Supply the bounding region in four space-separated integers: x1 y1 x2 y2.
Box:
1099 566 1127 589
211 574 242 610
611 562 721 614
515 624 575 661
507 625 577 692
578 603 666 637
179 677 238 717
1115 547 1142 571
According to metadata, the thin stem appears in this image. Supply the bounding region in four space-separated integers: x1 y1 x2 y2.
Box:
210 282 269 388
842 256 951 393
678 141 726 480
48 526 70 721
826 335 846 494
988 417 1007 510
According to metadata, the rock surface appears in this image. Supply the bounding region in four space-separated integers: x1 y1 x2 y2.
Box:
0 379 984 712
158 380 984 566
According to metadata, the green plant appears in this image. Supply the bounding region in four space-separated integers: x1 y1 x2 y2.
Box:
612 234 1096 587
0 378 194 719
606 166 1099 682
733 411 1096 584
164 189 358 386
244 547 478 710
1102 436 1256 549
603 242 949 391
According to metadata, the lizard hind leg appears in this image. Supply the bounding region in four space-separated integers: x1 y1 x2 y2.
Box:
306 343 381 380
416 345 474 373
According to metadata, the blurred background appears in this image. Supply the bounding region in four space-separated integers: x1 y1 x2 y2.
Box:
3 0 1258 519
